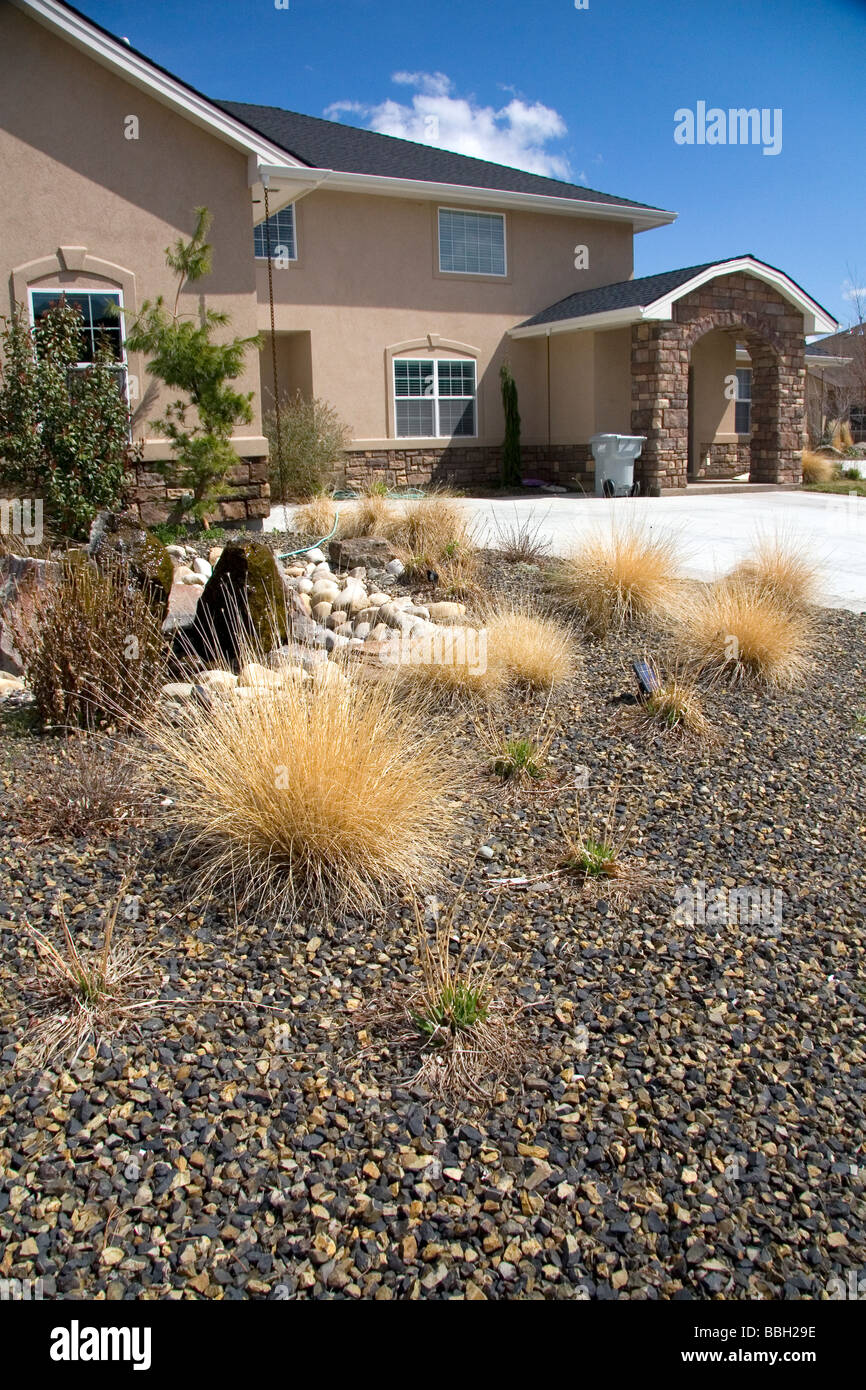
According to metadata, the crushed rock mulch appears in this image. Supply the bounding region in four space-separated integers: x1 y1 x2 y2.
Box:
0 586 864 1301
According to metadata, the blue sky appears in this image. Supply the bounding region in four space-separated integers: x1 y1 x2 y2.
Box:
77 0 865 329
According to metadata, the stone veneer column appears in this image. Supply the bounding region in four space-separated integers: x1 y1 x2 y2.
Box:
631 321 689 491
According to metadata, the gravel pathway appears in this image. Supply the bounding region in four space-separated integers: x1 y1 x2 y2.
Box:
1 583 864 1300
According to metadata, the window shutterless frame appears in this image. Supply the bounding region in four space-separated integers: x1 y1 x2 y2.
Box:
735 366 752 435
27 286 132 407
254 206 298 261
437 207 507 277
392 356 477 439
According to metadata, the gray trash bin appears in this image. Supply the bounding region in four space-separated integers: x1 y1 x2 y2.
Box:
590 433 646 497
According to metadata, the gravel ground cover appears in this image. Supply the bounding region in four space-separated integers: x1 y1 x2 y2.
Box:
1 548 864 1301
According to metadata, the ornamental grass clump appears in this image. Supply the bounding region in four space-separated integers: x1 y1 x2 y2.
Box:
801 449 835 485
558 783 652 909
394 625 506 703
729 532 821 609
143 660 458 921
339 491 399 539
12 555 167 730
553 520 681 636
631 659 711 742
293 494 337 540
485 600 576 690
491 735 548 782
676 579 814 688
19 883 159 1068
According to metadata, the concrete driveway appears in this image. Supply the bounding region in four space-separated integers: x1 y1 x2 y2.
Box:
458 491 866 613
268 490 866 613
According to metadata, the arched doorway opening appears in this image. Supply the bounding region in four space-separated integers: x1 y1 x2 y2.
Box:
686 323 781 483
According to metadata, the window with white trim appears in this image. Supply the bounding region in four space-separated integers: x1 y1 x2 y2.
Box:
30 289 124 363
254 206 297 261
438 208 506 276
735 367 752 434
393 358 477 438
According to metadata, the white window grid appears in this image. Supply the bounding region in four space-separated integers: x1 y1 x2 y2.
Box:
254 206 297 261
393 357 477 438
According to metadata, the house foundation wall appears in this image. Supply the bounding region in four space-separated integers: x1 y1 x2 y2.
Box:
339 444 594 492
127 459 271 527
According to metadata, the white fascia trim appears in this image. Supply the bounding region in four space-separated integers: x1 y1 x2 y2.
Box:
509 305 642 339
645 257 838 335
14 0 304 173
805 354 853 368
305 168 676 228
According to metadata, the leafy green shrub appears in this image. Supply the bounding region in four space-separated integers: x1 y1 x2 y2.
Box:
0 302 135 537
265 390 352 501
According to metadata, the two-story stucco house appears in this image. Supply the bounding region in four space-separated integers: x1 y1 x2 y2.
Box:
0 0 838 524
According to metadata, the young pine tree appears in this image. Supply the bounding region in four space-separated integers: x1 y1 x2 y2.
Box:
124 207 260 524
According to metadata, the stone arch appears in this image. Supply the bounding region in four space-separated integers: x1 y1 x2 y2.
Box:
631 273 806 489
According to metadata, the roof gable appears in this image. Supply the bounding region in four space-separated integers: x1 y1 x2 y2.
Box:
512 256 837 337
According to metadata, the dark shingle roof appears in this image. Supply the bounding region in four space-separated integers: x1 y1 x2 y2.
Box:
518 262 723 327
217 100 668 213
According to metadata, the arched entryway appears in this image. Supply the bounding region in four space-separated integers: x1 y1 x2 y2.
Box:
631 271 807 491
685 321 784 484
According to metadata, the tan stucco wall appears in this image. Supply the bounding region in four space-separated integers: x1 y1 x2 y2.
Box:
259 188 635 445
0 3 264 452
690 330 739 447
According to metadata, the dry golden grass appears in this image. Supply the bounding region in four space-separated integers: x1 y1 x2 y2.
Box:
392 494 469 558
393 625 507 703
730 532 821 608
143 661 459 920
19 881 160 1067
674 579 813 687
294 494 336 538
553 520 681 635
485 601 576 690
339 492 400 539
629 659 711 741
801 449 835 485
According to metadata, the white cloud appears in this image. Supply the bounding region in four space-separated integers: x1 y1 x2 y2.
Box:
842 281 866 301
324 71 574 180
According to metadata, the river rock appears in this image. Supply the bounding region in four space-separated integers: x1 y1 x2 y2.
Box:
329 537 397 572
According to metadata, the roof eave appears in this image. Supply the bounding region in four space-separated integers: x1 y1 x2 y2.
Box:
255 162 677 227
510 305 645 338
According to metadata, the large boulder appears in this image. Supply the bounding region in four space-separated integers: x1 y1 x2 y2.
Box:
87 510 173 619
175 541 293 667
328 536 396 572
0 554 60 676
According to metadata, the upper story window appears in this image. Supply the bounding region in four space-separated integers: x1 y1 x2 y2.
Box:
438 208 506 276
735 367 752 434
393 357 477 438
254 206 297 261
29 289 124 363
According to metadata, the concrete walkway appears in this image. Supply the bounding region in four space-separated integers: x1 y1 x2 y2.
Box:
267 489 866 613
